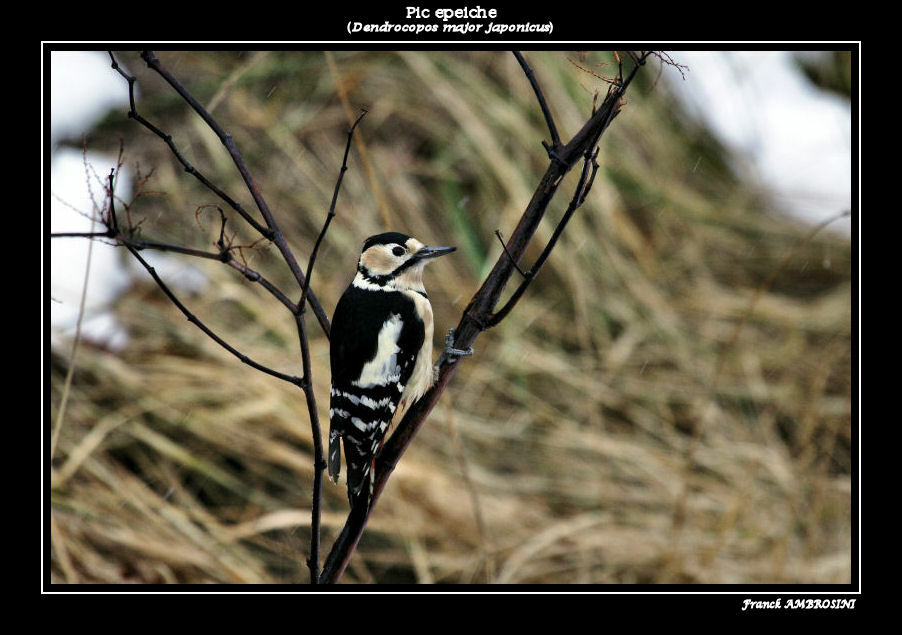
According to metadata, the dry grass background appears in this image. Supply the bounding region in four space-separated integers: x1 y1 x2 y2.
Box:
48 50 853 585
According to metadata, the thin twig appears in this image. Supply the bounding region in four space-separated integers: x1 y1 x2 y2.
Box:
513 51 562 153
325 51 392 229
51 231 115 239
225 260 299 313
300 109 367 309
101 172 304 388
297 311 323 583
494 229 527 278
125 240 304 386
51 171 102 462
53 226 300 315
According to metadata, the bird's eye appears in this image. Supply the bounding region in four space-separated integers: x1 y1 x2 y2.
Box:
392 246 405 257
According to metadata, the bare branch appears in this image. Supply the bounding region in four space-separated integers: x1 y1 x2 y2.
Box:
51 230 115 240
513 50 562 155
106 52 271 238
102 171 304 387
108 51 331 337
300 109 368 310
138 53 314 298
296 309 324 584
54 211 301 316
488 147 600 327
648 51 688 80
138 53 276 232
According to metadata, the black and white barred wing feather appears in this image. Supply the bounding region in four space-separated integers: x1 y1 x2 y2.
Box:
328 286 424 502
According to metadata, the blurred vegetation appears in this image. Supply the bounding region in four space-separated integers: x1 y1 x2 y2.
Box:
795 50 853 98
48 50 853 585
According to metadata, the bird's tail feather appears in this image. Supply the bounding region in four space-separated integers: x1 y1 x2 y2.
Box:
327 429 341 484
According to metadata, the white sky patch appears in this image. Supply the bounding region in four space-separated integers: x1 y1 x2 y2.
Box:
664 51 852 236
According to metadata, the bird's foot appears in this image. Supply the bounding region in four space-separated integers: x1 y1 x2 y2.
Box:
436 329 474 373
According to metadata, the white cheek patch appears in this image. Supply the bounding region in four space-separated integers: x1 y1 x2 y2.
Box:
353 313 403 388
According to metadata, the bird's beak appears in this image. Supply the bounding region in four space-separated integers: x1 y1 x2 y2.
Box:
413 245 456 261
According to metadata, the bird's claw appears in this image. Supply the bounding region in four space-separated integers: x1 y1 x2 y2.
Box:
437 328 473 369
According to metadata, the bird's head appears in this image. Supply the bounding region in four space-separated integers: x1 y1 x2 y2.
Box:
356 232 455 292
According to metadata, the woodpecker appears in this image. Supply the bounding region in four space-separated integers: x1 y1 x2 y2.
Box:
328 232 468 509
